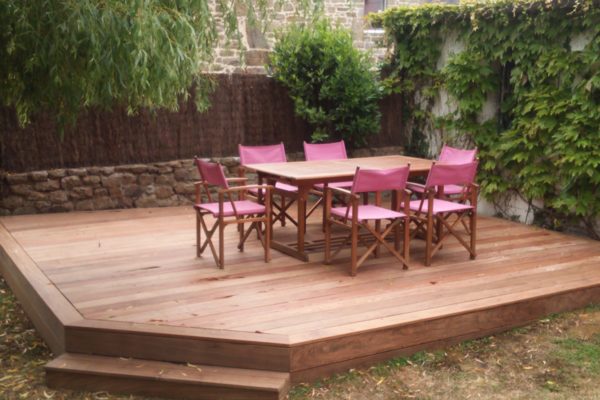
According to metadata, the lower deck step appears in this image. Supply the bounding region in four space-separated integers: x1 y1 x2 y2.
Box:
46 353 290 400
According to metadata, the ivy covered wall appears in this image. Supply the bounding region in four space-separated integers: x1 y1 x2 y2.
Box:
375 0 600 238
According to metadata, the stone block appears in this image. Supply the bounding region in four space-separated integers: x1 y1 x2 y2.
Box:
29 171 49 181
94 188 109 196
100 167 115 175
157 166 172 174
220 157 240 168
49 191 69 203
94 196 116 210
11 184 32 196
0 209 10 216
139 173 155 186
68 168 87 176
157 195 178 207
1 196 24 209
87 167 102 175
27 191 47 201
174 168 194 181
82 176 101 186
122 184 142 198
48 169 67 178
134 195 159 208
75 199 95 211
61 176 82 190
50 202 74 212
174 182 196 195
13 206 37 215
102 173 136 189
115 164 149 174
155 174 175 186
6 173 30 184
34 180 61 192
35 201 52 212
155 185 174 199
71 186 94 199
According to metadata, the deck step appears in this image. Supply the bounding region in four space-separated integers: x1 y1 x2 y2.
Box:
45 353 290 400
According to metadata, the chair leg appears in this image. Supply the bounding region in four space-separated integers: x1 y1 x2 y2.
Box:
265 218 271 262
470 210 477 260
350 221 358 276
196 213 201 257
218 217 225 269
425 213 434 266
238 220 245 252
403 217 410 269
324 216 331 265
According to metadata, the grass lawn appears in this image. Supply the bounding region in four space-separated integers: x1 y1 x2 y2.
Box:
1 275 599 400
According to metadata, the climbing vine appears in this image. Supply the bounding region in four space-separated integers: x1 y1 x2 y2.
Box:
374 0 600 238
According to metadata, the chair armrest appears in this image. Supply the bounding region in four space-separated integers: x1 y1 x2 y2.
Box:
226 177 248 185
326 186 354 197
218 184 272 194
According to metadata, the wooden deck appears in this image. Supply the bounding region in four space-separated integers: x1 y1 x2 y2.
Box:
2 206 600 399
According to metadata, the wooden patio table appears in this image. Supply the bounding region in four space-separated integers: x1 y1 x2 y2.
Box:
245 155 434 261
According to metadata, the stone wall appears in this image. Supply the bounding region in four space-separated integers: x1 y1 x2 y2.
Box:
0 146 403 216
207 0 449 74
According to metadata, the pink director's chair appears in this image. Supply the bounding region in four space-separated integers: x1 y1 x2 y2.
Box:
324 166 412 276
193 157 272 269
238 143 299 227
303 140 355 221
409 161 479 266
407 145 477 197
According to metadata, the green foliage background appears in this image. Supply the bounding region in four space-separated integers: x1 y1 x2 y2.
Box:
269 18 383 147
0 0 320 130
375 0 600 238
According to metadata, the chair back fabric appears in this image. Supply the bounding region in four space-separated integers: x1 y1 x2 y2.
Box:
195 158 229 189
303 140 348 161
438 145 478 164
425 161 478 188
239 143 287 165
351 166 410 194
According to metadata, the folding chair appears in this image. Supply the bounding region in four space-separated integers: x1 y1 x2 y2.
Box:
238 143 298 227
324 166 411 276
409 161 478 266
407 145 477 197
303 140 355 222
193 157 272 269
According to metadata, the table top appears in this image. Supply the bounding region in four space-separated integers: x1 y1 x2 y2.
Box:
245 155 433 184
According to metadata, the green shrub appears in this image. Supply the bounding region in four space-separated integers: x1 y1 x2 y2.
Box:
269 18 383 147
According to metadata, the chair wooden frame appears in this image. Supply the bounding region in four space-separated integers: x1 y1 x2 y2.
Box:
194 157 272 269
324 166 411 276
409 162 478 266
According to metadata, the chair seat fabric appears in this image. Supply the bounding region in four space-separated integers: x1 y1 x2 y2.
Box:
331 205 407 222
408 182 465 195
409 199 473 215
195 200 266 217
314 181 354 190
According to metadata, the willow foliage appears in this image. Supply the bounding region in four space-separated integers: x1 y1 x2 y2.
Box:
0 0 319 129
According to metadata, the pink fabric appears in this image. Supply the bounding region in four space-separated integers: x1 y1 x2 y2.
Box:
439 145 478 164
303 140 348 161
195 158 229 189
195 200 266 217
331 205 407 221
408 182 466 195
239 143 287 165
425 161 478 188
351 166 410 194
409 199 473 215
